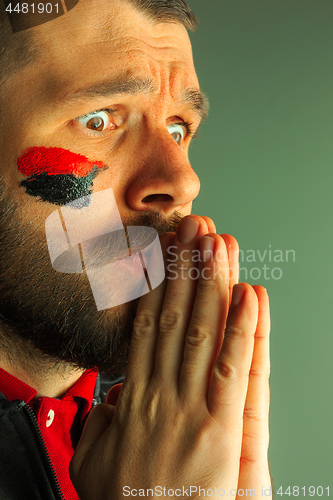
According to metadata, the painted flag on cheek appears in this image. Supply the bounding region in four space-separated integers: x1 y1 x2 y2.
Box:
18 146 107 207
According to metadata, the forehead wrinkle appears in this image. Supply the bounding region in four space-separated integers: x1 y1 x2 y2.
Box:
35 24 203 121
35 12 195 107
43 41 189 107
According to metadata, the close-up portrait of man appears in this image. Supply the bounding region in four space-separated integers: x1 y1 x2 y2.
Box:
0 1 272 499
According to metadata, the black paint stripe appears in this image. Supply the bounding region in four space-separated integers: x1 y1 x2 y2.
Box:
20 167 98 207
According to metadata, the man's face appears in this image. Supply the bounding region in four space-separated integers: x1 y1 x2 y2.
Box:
0 0 204 374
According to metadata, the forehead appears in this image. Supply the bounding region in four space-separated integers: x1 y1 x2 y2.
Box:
29 0 199 104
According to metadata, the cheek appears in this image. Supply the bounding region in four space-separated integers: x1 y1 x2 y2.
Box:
18 146 107 206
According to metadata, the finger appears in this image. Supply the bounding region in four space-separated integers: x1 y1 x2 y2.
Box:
208 283 258 427
200 216 216 234
152 216 209 382
238 286 271 487
106 383 122 406
123 232 174 389
178 234 229 401
221 234 240 302
69 403 115 479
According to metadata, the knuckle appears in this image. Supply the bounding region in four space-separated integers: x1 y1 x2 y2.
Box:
240 455 257 466
132 309 156 339
194 420 213 447
224 324 251 341
185 325 212 348
249 367 270 379
249 367 264 378
198 274 220 292
144 390 161 422
159 308 183 332
214 357 239 381
243 407 264 422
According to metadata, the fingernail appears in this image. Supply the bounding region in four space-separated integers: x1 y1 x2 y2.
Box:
178 217 200 244
201 236 215 262
231 284 244 306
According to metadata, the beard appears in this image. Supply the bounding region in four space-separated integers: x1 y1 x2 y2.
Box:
0 179 182 376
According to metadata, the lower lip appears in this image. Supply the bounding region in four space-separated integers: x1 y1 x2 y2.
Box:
114 251 148 279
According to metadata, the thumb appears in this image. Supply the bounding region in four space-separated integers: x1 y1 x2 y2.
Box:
70 403 115 479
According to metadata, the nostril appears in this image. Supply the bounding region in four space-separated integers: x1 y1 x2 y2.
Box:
142 194 173 203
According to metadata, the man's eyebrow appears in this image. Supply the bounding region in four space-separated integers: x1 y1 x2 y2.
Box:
54 74 209 123
56 75 156 103
181 88 209 123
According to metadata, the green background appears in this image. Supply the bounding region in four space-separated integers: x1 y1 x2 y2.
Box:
188 0 333 496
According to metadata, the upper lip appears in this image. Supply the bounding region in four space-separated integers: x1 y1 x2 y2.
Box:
81 226 157 267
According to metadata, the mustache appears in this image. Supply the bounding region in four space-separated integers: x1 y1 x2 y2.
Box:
120 210 183 237
52 210 183 273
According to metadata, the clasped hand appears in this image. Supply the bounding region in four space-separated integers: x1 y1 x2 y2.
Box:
70 215 272 500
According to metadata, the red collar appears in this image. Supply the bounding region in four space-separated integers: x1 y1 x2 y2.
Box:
0 367 37 404
0 366 98 500
0 367 97 406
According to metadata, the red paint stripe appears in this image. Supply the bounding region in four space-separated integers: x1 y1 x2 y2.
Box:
18 147 105 177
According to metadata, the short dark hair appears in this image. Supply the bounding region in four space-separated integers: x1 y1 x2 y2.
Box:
126 0 198 31
0 0 197 92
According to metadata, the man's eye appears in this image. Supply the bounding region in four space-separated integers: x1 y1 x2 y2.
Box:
167 123 187 145
76 111 114 132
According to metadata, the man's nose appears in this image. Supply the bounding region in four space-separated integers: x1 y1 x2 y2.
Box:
124 134 201 216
